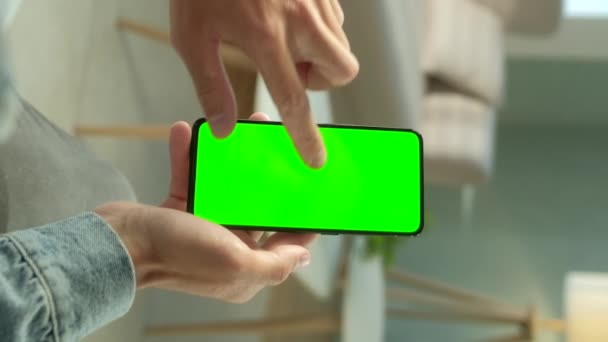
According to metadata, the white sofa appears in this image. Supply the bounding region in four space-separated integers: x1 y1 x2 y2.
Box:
333 0 562 186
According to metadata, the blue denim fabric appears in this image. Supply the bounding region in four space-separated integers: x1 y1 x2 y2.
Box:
0 212 136 341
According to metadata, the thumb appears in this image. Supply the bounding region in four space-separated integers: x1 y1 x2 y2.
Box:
167 121 191 202
183 40 237 138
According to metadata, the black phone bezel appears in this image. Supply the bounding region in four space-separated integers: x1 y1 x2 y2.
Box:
187 118 424 236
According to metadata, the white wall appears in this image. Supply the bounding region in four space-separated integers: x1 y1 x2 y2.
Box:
8 0 200 131
507 18 608 60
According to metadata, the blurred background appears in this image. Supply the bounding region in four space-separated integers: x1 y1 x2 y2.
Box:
7 0 608 341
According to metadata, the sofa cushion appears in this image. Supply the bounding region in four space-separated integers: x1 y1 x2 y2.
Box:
475 0 562 35
422 91 496 185
422 0 504 106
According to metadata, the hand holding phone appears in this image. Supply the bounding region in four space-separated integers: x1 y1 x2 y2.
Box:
95 115 316 304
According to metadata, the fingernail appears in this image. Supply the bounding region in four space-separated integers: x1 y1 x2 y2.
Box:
296 253 311 270
309 149 327 169
208 113 233 138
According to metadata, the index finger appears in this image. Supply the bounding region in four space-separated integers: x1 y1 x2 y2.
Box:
254 41 327 168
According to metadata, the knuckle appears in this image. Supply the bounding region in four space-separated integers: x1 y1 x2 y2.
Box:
349 58 360 79
221 285 258 304
277 92 309 118
334 1 345 26
196 73 220 96
338 59 360 86
269 264 291 285
218 249 249 284
224 293 251 304
327 57 360 88
234 292 256 304
337 13 345 26
251 19 281 47
226 251 248 276
288 0 315 20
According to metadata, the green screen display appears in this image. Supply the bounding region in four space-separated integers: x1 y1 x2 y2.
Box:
189 120 423 235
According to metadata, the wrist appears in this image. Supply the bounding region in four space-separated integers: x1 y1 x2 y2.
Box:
94 202 154 289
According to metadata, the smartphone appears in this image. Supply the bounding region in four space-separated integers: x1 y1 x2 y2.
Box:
187 119 423 236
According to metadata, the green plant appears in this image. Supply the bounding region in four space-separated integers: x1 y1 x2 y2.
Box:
363 235 407 268
362 212 431 268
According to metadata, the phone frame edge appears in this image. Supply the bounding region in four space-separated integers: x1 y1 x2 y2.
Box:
186 118 425 237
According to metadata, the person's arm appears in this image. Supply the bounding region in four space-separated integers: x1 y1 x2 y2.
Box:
0 212 135 342
0 115 315 341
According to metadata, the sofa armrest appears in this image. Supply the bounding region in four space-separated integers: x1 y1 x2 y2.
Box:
422 90 497 186
475 0 563 35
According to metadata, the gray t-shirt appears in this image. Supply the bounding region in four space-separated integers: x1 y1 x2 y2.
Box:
0 0 21 142
0 0 135 230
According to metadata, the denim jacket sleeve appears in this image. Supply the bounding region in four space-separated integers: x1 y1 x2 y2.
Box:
0 212 136 342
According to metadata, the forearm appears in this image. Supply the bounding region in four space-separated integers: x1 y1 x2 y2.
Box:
0 212 136 342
